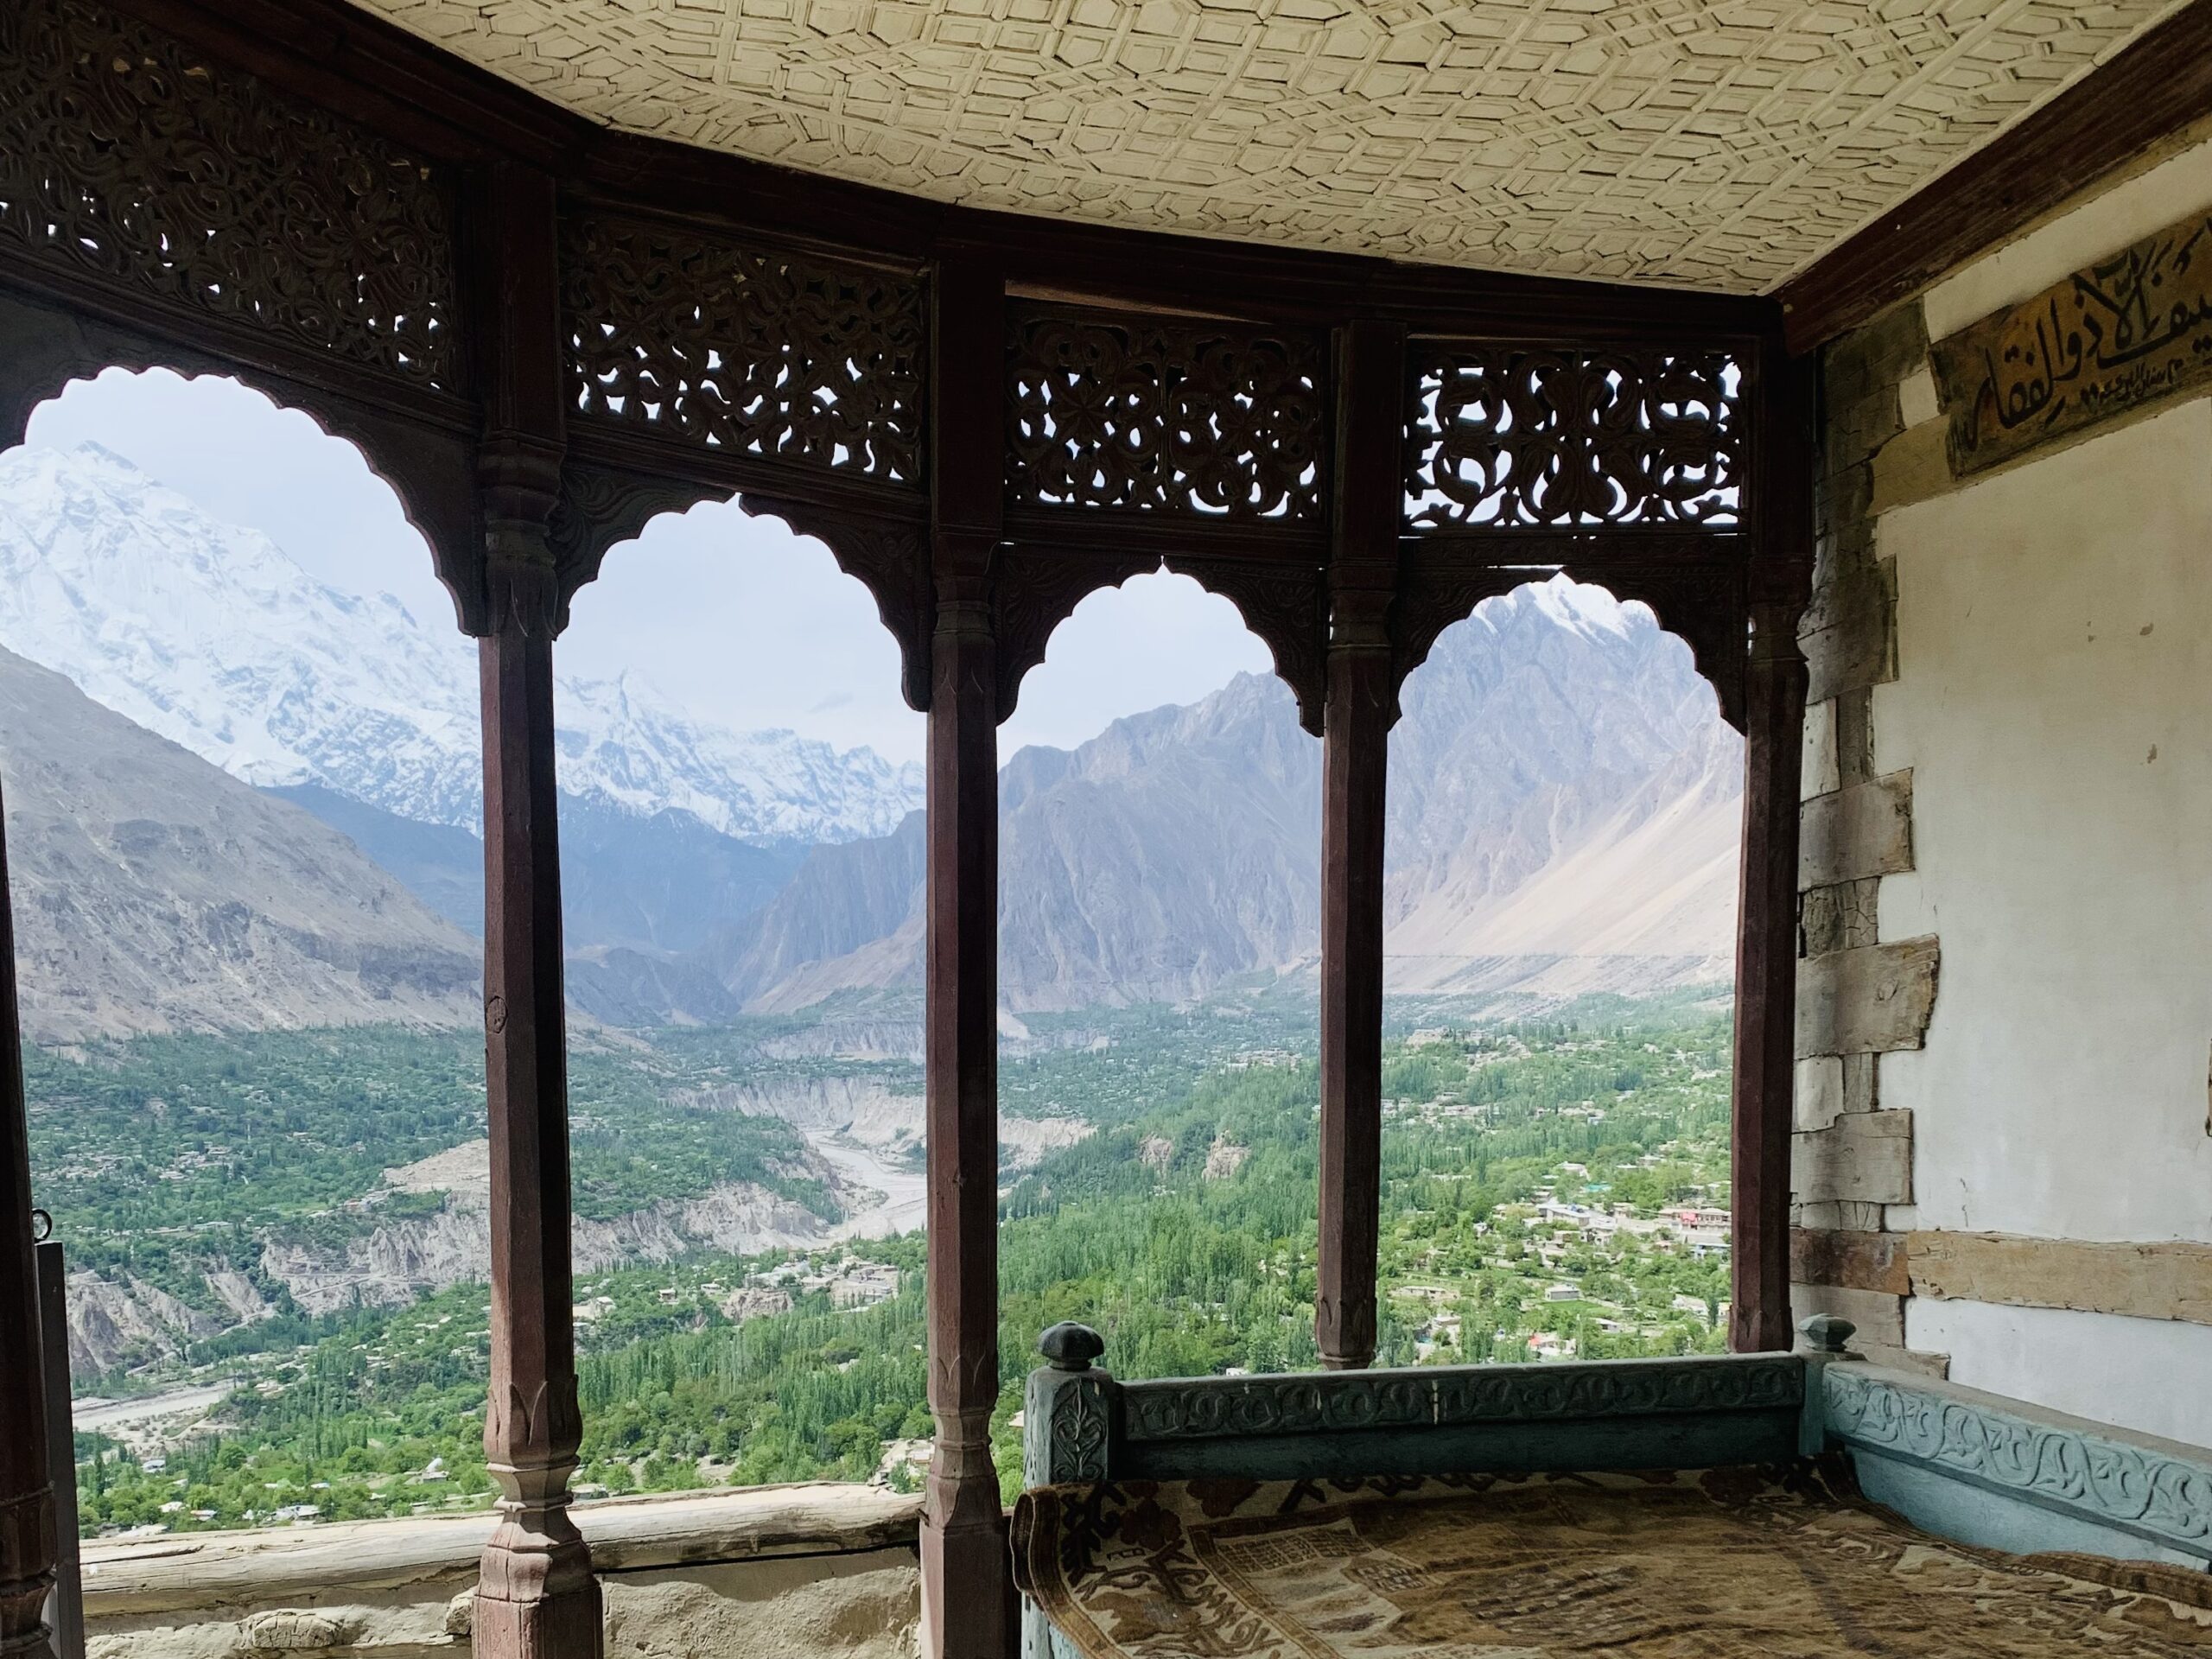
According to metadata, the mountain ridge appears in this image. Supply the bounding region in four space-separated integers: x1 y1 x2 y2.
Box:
0 643 481 1042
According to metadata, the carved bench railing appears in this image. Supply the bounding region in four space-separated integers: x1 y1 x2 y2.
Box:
1021 1321 1808 1488
1819 1357 2212 1569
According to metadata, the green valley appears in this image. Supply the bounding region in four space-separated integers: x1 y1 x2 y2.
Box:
37 990 1735 1535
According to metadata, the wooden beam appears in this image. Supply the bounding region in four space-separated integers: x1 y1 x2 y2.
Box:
920 257 1010 1659
0 767 54 1659
470 163 601 1659
1315 320 1402 1373
1790 1228 1910 1297
1731 354 1814 1355
1909 1231 2212 1328
1777 1 2212 353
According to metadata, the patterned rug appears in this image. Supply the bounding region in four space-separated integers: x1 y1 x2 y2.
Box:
1011 1460 2212 1656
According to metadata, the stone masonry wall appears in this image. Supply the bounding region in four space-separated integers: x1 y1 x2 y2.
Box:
1789 300 1944 1375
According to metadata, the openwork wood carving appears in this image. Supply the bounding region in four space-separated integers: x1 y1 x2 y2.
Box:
1407 347 1743 531
563 212 925 487
1007 309 1325 521
0 0 456 387
1824 1367 2212 1552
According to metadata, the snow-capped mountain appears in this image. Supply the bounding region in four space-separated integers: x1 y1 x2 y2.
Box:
0 443 922 844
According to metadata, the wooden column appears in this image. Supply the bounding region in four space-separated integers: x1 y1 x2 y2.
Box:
920 260 1009 1659
0 770 54 1659
1315 321 1404 1373
474 549 598 1659
1732 353 1815 1354
469 163 601 1659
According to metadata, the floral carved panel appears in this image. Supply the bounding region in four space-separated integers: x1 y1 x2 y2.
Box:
1120 1355 1800 1442
0 0 457 387
563 212 925 488
1407 348 1743 531
1007 309 1325 522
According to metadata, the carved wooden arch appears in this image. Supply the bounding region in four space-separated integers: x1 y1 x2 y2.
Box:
0 284 483 634
742 495 932 715
539 462 935 713
1569 557 1748 734
543 464 735 632
990 547 1157 724
1388 541 1749 734
1164 557 1327 737
990 546 1327 733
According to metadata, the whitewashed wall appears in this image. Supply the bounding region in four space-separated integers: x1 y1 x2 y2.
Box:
1845 132 2212 1446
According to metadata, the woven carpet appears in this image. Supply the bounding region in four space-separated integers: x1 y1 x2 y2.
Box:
1011 1460 2212 1656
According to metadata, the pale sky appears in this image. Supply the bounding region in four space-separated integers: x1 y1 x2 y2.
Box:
25 369 1271 766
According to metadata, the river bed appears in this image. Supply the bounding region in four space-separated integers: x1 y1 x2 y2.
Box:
810 1133 927 1240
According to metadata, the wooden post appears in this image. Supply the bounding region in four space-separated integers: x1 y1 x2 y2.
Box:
1732 353 1815 1354
1729 592 1808 1351
474 549 599 1659
36 1236 83 1659
0 772 56 1659
1315 321 1404 1373
469 163 601 1659
920 260 1010 1659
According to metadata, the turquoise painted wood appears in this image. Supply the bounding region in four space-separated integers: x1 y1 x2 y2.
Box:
1818 1362 2212 1569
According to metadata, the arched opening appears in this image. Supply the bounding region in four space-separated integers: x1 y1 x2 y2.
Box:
554 498 931 1497
995 569 1324 1458
1375 574 1744 1370
3 368 494 1534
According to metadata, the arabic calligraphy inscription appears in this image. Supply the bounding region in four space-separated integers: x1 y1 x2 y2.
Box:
1934 208 2212 475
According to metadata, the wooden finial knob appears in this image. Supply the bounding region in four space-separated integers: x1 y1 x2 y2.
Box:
1800 1313 1857 1355
1039 1322 1104 1371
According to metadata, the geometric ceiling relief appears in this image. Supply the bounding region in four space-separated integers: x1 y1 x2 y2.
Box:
353 0 2182 291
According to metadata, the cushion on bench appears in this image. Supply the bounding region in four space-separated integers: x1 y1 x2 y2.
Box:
1012 1458 2212 1656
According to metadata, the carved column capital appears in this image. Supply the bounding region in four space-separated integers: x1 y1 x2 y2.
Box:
483 543 563 643
1328 575 1396 657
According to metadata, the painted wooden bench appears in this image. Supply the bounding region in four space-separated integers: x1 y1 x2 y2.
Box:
1019 1318 2212 1657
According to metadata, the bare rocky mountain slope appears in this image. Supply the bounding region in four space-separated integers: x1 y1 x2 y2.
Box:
690 577 1743 1017
0 645 481 1041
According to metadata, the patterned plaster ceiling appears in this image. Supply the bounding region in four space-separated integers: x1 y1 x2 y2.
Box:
352 0 2186 292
